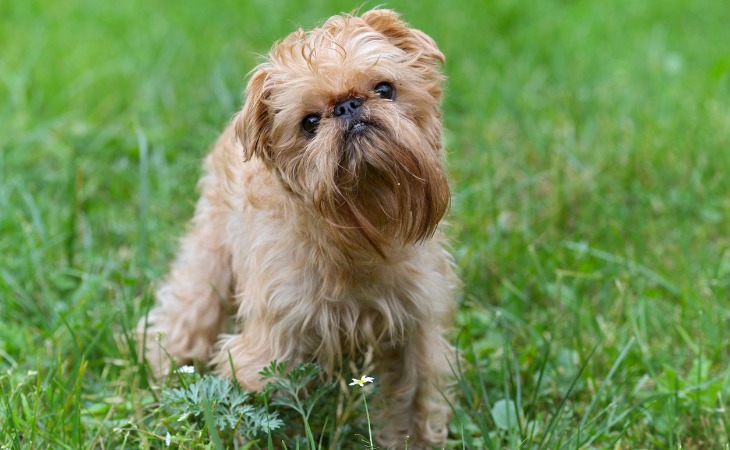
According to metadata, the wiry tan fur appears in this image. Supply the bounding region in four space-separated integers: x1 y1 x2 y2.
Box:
138 9 457 449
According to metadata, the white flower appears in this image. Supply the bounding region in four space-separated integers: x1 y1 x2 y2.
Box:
165 432 171 446
349 375 375 387
176 365 195 374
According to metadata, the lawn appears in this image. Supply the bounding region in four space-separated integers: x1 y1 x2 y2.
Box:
1 0 729 448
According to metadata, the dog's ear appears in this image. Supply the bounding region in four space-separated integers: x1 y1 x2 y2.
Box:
235 66 272 162
361 9 445 65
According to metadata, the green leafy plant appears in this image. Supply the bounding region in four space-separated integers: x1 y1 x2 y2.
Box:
161 371 283 446
259 360 338 448
158 362 357 449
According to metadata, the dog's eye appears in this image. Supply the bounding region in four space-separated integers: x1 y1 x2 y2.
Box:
374 82 396 100
302 114 321 135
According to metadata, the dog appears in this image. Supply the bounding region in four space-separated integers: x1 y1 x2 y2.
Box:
138 9 457 448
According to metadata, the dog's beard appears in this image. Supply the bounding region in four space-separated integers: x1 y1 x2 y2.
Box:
275 107 449 258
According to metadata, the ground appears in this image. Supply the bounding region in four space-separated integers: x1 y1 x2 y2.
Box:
1 0 729 448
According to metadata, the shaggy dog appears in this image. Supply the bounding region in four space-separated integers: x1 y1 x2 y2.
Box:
139 9 457 448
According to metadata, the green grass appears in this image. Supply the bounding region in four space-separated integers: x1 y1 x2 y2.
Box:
2 0 730 448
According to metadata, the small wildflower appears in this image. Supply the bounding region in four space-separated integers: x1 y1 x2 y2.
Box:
349 375 375 387
176 365 195 374
165 432 171 446
351 375 376 447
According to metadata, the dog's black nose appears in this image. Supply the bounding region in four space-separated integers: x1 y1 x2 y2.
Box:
333 97 362 120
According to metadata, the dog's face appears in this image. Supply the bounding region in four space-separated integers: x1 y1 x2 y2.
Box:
235 9 450 257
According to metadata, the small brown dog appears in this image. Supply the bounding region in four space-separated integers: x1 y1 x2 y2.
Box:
139 9 457 448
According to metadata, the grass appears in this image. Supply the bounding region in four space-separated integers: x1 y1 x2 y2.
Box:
1 0 730 448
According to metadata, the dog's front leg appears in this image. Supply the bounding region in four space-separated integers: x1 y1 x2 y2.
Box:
137 169 233 377
375 327 454 449
211 323 300 391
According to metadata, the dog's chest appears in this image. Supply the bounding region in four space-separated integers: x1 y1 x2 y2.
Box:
231 236 417 350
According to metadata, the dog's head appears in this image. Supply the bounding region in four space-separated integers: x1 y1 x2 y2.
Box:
235 9 449 257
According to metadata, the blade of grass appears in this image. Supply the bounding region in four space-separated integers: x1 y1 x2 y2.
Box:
264 393 274 450
447 337 495 450
579 338 634 431
134 120 149 273
464 335 496 450
1 378 22 450
200 395 224 450
526 343 551 449
563 242 680 296
537 341 599 449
